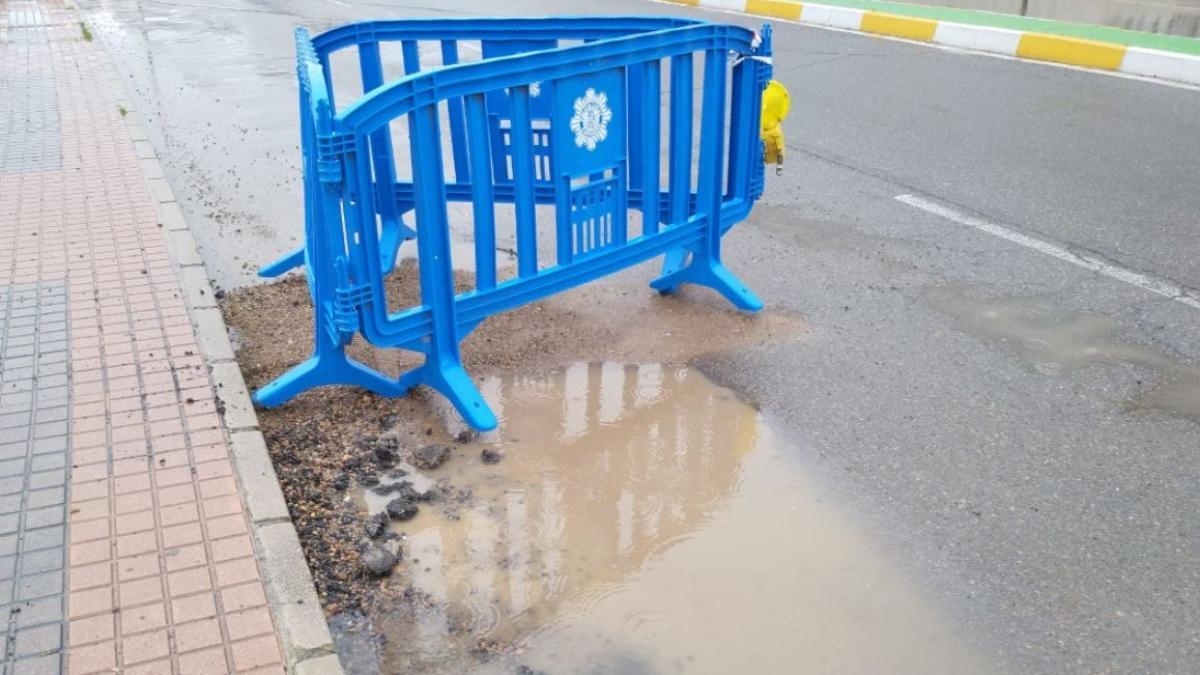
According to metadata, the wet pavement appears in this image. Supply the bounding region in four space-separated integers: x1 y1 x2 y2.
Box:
79 0 1200 673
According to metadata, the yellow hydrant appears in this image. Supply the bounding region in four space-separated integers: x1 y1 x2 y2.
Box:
760 80 790 175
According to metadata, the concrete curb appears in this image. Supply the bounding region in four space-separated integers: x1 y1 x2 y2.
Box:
101 61 344 675
666 0 1200 86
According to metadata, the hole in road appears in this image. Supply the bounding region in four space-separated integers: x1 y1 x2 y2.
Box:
350 363 998 675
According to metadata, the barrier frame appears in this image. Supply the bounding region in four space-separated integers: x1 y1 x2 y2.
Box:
254 17 775 431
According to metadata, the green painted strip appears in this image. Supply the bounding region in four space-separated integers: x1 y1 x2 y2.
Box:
807 0 1200 55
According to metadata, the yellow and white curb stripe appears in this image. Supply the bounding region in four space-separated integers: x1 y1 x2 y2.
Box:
668 0 1200 87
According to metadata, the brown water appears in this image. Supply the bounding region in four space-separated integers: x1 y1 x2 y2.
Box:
357 363 1001 675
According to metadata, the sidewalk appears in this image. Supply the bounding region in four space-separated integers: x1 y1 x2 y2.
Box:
0 1 285 672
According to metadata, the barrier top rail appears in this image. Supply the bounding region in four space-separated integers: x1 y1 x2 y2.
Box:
335 22 759 133
311 17 705 51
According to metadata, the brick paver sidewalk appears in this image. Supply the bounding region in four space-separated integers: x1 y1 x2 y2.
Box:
0 1 285 672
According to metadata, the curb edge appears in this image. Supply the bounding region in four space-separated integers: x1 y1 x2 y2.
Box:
97 52 344 675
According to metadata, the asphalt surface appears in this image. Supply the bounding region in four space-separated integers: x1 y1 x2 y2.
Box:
79 0 1200 672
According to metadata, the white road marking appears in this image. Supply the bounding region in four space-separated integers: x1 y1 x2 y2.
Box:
895 194 1200 310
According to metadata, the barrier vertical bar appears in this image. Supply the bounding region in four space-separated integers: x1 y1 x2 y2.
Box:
726 56 751 202
657 53 695 282
358 41 402 262
554 177 573 266
668 53 693 225
319 52 335 110
627 64 643 189
401 40 420 73
465 93 497 290
697 48 724 243
640 59 662 234
510 86 537 278
410 104 455 338
405 102 496 430
441 40 471 183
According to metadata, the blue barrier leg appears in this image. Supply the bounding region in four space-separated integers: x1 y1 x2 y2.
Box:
259 227 415 279
253 347 406 407
397 361 498 431
652 47 763 313
403 100 499 431
654 248 690 294
378 212 417 271
258 247 305 278
649 256 762 312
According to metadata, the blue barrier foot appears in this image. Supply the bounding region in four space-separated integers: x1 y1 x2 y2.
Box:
259 247 306 278
253 351 406 407
649 259 763 312
398 361 498 431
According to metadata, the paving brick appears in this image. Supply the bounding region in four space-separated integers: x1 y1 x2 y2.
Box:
171 591 217 624
120 601 167 636
23 506 63 531
13 622 60 657
69 612 114 645
27 466 64 487
178 645 229 675
69 585 113 620
118 576 164 607
0 460 25 480
17 570 62 600
17 547 62 576
168 566 213 598
225 606 275 642
175 617 223 652
25 487 63 510
220 582 268 614
0 494 22 514
12 590 59 625
231 634 283 671
23 526 63 553
68 639 116 674
121 627 170 665
68 561 111 591
164 543 207 573
11 653 60 675
116 552 160 583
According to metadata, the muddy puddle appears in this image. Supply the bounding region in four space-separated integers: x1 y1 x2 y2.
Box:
932 287 1200 420
347 363 1002 675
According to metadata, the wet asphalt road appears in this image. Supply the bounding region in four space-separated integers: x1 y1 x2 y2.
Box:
78 0 1200 672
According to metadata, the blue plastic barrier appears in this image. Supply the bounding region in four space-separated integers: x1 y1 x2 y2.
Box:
254 17 776 431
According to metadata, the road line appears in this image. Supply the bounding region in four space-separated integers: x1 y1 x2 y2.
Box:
895 194 1200 310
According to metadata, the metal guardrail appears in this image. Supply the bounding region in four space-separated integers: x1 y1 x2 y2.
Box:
253 18 775 430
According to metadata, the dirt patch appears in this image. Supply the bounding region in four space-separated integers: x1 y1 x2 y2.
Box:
220 261 805 618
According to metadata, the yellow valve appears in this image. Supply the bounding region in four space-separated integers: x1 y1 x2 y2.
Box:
760 79 790 175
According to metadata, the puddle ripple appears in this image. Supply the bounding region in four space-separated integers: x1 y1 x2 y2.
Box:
359 363 999 675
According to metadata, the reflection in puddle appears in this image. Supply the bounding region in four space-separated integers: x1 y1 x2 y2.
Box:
363 364 1000 675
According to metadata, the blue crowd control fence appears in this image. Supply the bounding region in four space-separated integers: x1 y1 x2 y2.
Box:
254 17 777 431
